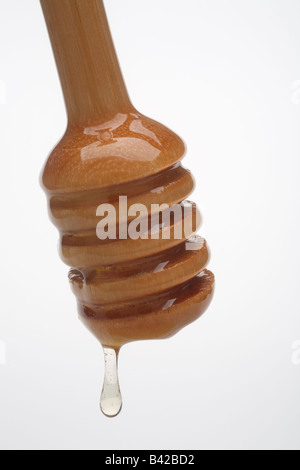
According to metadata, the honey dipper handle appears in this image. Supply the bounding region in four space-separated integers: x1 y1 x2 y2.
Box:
40 0 133 126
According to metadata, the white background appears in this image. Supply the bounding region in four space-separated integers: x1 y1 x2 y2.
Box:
0 0 300 450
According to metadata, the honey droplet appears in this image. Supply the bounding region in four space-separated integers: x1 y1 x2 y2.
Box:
100 347 122 418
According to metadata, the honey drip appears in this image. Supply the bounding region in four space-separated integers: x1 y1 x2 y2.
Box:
100 348 122 418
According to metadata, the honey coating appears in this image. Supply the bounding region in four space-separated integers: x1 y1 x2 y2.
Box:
40 0 214 414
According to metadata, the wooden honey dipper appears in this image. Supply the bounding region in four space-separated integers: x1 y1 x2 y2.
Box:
40 0 215 417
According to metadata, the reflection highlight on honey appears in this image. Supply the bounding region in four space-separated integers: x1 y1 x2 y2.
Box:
82 113 162 162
